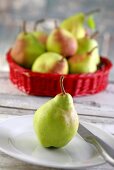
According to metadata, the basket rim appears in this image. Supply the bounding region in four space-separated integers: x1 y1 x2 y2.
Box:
7 49 113 78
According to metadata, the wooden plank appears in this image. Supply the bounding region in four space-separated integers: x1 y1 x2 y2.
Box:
0 72 114 116
1 106 114 123
0 92 114 118
0 75 25 96
0 107 114 135
0 72 9 78
0 72 114 120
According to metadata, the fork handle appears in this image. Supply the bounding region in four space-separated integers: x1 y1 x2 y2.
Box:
93 138 114 166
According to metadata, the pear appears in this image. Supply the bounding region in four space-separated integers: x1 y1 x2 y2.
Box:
46 27 78 57
68 47 98 73
32 31 47 47
71 24 86 39
60 13 86 39
60 9 99 40
11 21 45 68
77 33 100 65
32 19 48 48
33 76 79 147
32 52 68 74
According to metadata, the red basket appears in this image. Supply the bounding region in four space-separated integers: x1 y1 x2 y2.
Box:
7 50 112 97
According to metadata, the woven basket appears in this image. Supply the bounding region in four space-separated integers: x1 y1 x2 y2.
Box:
7 50 112 97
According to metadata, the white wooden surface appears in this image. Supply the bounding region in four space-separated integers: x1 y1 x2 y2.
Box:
0 72 114 170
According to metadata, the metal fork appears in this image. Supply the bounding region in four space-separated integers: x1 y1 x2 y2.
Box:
78 122 114 166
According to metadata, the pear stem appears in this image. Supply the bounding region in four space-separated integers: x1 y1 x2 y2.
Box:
88 46 98 55
22 21 27 34
33 18 45 31
90 31 99 39
85 8 100 16
60 76 66 95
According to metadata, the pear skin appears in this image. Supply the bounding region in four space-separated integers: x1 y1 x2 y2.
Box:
46 28 77 57
71 24 86 39
32 52 68 74
68 52 97 73
60 13 85 32
33 76 79 147
11 32 45 68
32 31 48 48
32 19 47 47
60 13 86 39
77 37 100 65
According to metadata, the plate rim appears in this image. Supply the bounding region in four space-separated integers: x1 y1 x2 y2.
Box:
0 115 106 169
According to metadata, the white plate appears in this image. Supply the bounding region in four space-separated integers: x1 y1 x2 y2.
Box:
0 115 106 169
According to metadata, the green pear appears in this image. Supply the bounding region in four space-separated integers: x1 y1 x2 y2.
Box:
46 27 77 57
32 52 68 74
33 76 79 147
60 13 86 39
32 31 48 48
60 13 85 32
32 19 48 48
77 35 100 65
68 47 98 73
11 22 45 68
60 9 99 40
71 24 86 39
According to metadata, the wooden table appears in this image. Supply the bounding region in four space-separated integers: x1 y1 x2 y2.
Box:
0 72 114 170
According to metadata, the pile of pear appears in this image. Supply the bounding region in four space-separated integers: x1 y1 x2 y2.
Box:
11 11 100 74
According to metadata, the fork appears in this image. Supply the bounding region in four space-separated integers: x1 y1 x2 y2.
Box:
78 122 114 166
